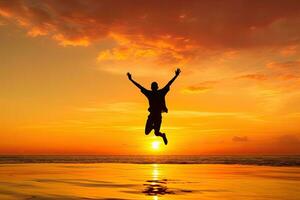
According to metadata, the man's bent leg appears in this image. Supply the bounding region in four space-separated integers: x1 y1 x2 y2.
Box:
154 130 163 137
145 114 154 135
153 114 168 145
154 130 168 145
153 113 162 136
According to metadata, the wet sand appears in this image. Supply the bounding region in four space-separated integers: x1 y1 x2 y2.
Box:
0 163 299 200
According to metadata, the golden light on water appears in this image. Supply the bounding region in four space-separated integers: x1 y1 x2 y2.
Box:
152 166 159 179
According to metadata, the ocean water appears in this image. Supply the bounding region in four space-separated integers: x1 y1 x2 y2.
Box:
0 163 299 200
0 155 299 166
0 155 299 199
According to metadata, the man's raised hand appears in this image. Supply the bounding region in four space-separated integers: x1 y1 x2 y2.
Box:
127 72 132 80
175 68 181 76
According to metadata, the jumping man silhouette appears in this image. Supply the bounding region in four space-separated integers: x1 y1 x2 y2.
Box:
127 68 181 145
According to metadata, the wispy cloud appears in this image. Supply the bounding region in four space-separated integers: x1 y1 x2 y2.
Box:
275 134 300 153
277 134 300 146
279 45 299 56
78 102 144 113
232 136 248 142
236 74 268 81
78 102 259 121
170 110 259 120
267 61 300 70
183 81 218 94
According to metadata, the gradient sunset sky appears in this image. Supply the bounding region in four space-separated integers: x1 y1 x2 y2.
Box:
1 0 300 155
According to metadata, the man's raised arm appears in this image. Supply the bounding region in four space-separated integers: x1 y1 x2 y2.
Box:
127 72 146 90
165 68 181 88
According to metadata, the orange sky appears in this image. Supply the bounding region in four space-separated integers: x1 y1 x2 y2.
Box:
1 0 300 155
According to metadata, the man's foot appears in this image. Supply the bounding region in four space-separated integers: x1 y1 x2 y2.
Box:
162 133 168 145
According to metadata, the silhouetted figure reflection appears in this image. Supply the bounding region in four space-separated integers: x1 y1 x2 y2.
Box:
143 179 174 196
143 164 173 197
127 68 181 145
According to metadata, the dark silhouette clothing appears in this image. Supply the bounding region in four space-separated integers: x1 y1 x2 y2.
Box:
140 85 170 113
127 68 180 145
141 86 169 138
145 112 162 136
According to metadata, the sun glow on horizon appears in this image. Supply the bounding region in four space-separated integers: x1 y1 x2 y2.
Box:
151 141 161 150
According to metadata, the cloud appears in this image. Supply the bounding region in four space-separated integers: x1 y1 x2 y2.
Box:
78 102 252 119
170 110 261 122
0 20 5 26
78 102 143 113
237 74 268 81
1 0 300 64
274 134 300 153
267 61 300 70
183 85 212 93
183 81 218 93
279 45 299 56
232 136 248 142
277 134 300 146
266 61 300 80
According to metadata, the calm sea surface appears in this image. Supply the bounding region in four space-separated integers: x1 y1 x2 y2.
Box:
0 156 299 200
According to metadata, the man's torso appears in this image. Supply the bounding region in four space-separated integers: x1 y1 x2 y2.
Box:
141 86 169 113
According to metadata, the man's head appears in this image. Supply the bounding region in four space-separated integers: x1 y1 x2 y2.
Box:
151 82 158 91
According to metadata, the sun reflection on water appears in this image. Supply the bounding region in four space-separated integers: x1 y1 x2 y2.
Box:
152 164 159 180
142 163 173 198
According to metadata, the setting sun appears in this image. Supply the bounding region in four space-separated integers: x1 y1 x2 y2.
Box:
152 141 160 150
